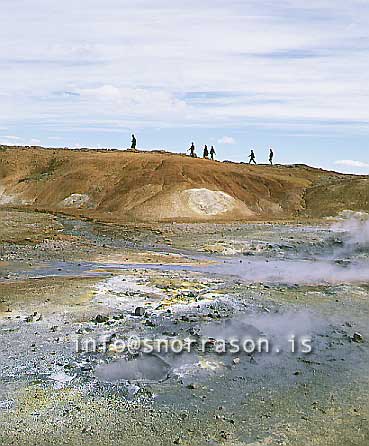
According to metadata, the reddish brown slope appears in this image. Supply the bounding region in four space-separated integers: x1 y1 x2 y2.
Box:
0 146 364 222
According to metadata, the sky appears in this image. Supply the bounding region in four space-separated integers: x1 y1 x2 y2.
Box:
1 0 369 173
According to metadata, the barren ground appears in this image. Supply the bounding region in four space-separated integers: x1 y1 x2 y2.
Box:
1 208 369 445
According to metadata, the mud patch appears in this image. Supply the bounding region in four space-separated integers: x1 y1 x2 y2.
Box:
95 354 171 383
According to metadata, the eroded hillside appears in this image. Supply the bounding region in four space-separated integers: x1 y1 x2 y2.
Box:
0 146 367 222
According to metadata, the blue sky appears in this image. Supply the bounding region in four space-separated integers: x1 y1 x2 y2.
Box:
1 0 369 173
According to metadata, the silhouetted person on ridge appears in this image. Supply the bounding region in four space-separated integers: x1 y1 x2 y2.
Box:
203 145 209 158
210 146 216 160
188 142 196 157
269 148 274 165
248 149 256 164
131 134 137 149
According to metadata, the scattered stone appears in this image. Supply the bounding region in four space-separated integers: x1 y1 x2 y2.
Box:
188 326 201 336
134 307 146 317
94 314 109 324
219 431 230 440
25 312 42 322
352 332 364 343
145 319 156 327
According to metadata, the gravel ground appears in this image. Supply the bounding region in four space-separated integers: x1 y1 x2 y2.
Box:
1 209 369 445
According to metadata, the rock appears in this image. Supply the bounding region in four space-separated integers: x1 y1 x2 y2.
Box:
94 314 109 324
134 307 145 317
352 332 364 343
219 431 230 440
80 364 92 372
25 312 42 322
186 383 199 390
188 326 201 336
145 319 156 327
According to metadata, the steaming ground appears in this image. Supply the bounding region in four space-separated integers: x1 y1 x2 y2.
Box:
1 210 369 445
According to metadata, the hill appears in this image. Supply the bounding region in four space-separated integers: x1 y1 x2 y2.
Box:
0 145 367 223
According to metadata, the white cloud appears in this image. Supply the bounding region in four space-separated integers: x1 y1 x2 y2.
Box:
2 135 21 140
29 138 41 144
1 0 369 133
0 135 43 146
77 85 187 117
218 136 236 144
0 135 22 145
335 160 369 168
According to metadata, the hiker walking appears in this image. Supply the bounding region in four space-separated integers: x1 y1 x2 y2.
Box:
269 148 274 165
131 134 137 150
248 149 256 164
188 142 196 157
210 146 216 160
203 145 209 158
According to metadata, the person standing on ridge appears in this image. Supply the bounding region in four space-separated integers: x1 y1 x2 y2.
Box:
203 145 209 158
210 146 216 160
131 134 137 150
269 148 274 165
188 142 196 157
248 149 256 164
